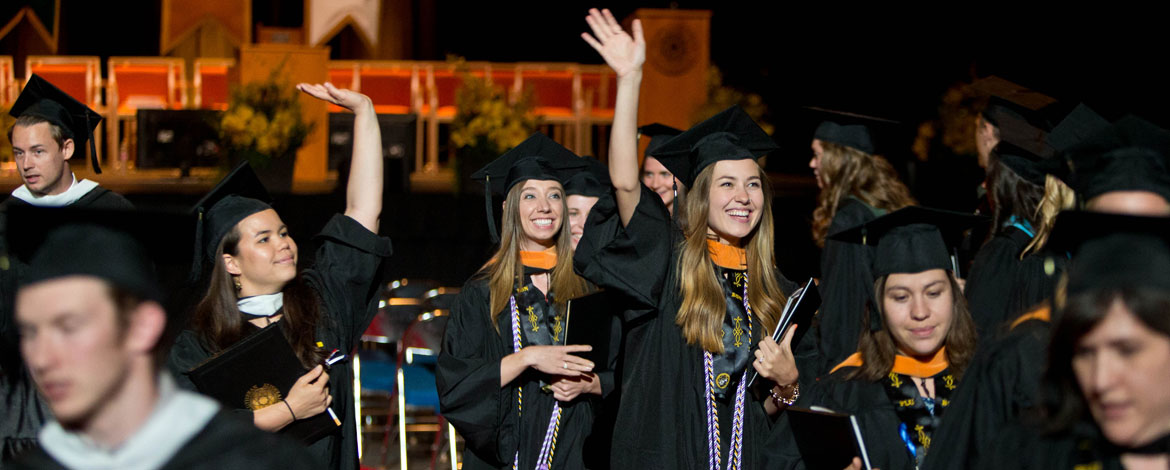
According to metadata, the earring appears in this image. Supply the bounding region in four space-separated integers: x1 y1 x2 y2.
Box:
233 276 242 291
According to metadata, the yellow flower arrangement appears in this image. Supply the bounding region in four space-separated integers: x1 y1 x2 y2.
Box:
0 105 13 165
449 59 538 193
218 68 311 168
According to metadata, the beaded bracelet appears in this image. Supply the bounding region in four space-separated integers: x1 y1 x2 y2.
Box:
771 382 800 407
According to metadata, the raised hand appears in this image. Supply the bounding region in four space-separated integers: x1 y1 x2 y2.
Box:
297 82 373 113
580 8 645 78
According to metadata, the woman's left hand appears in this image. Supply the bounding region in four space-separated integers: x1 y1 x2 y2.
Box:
549 374 599 402
297 82 373 112
754 324 799 387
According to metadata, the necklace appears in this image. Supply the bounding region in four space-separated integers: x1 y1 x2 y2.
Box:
703 272 751 470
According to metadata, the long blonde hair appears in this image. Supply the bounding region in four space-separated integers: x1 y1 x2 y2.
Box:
676 161 788 353
812 141 916 246
481 181 591 329
1022 175 1075 258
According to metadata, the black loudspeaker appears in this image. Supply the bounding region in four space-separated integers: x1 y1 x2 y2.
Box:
328 113 416 193
136 110 224 171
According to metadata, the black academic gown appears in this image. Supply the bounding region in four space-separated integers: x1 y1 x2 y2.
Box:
964 226 1064 337
768 365 958 470
168 214 392 470
813 198 883 376
573 185 797 470
437 268 598 470
8 410 319 470
976 421 1132 470
0 186 133 464
921 313 1051 470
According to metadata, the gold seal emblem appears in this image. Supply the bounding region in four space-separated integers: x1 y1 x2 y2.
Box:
715 373 731 389
244 384 282 410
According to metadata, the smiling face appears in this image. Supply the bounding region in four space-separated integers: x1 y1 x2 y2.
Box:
809 139 825 189
882 269 955 359
642 156 679 210
11 122 74 197
224 209 299 296
18 277 131 426
515 179 565 251
1073 300 1170 448
705 159 764 246
566 194 599 250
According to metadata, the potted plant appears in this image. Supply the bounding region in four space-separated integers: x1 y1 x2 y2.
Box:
450 63 538 194
218 66 312 193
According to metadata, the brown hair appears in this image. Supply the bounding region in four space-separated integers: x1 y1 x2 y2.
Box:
8 114 68 150
107 286 168 372
849 272 977 381
482 181 591 329
191 225 325 369
811 141 915 247
675 161 788 352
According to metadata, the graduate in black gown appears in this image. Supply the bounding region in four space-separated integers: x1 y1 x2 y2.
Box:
167 83 391 470
771 207 984 470
978 211 1170 470
564 156 623 470
637 123 684 216
0 75 132 464
5 206 315 470
575 10 801 469
808 121 915 376
435 133 597 470
923 111 1169 470
962 141 1073 337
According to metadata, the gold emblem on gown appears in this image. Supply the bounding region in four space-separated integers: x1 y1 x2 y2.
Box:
888 372 903 388
715 373 731 389
244 384 282 410
551 315 563 341
527 306 539 332
942 374 956 390
732 317 745 347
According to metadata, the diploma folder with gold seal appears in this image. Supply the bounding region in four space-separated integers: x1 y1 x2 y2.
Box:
186 323 338 444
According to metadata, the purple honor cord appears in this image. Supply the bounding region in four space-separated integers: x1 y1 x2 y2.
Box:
703 273 752 470
509 295 562 470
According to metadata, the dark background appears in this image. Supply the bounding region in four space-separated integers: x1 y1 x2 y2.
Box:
6 1 1167 285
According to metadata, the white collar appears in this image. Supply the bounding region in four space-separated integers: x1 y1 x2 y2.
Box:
11 174 100 207
238 292 284 317
38 374 220 470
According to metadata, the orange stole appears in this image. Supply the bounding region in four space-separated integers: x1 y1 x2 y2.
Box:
1010 303 1052 330
830 347 949 378
706 239 747 270
519 247 558 270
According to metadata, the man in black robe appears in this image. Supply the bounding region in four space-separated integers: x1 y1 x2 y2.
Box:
6 206 315 470
0 76 133 465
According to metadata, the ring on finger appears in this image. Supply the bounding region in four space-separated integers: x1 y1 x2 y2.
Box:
563 362 567 369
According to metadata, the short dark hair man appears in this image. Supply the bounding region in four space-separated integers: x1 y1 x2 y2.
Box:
6 207 315 470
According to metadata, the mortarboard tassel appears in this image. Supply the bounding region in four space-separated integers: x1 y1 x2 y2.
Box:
485 175 500 244
87 113 101 175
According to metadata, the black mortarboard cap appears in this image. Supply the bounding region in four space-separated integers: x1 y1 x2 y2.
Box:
829 206 987 331
829 206 988 278
994 141 1059 186
1046 104 1110 153
9 74 104 174
814 121 875 155
638 123 683 158
189 162 273 280
650 106 778 188
470 132 587 243
563 155 610 198
5 205 195 302
1059 115 1170 203
1047 211 1170 295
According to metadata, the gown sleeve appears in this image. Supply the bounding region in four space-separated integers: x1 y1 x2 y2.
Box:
964 231 1023 337
167 330 212 392
301 214 393 352
435 281 516 466
814 200 879 376
573 185 674 318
